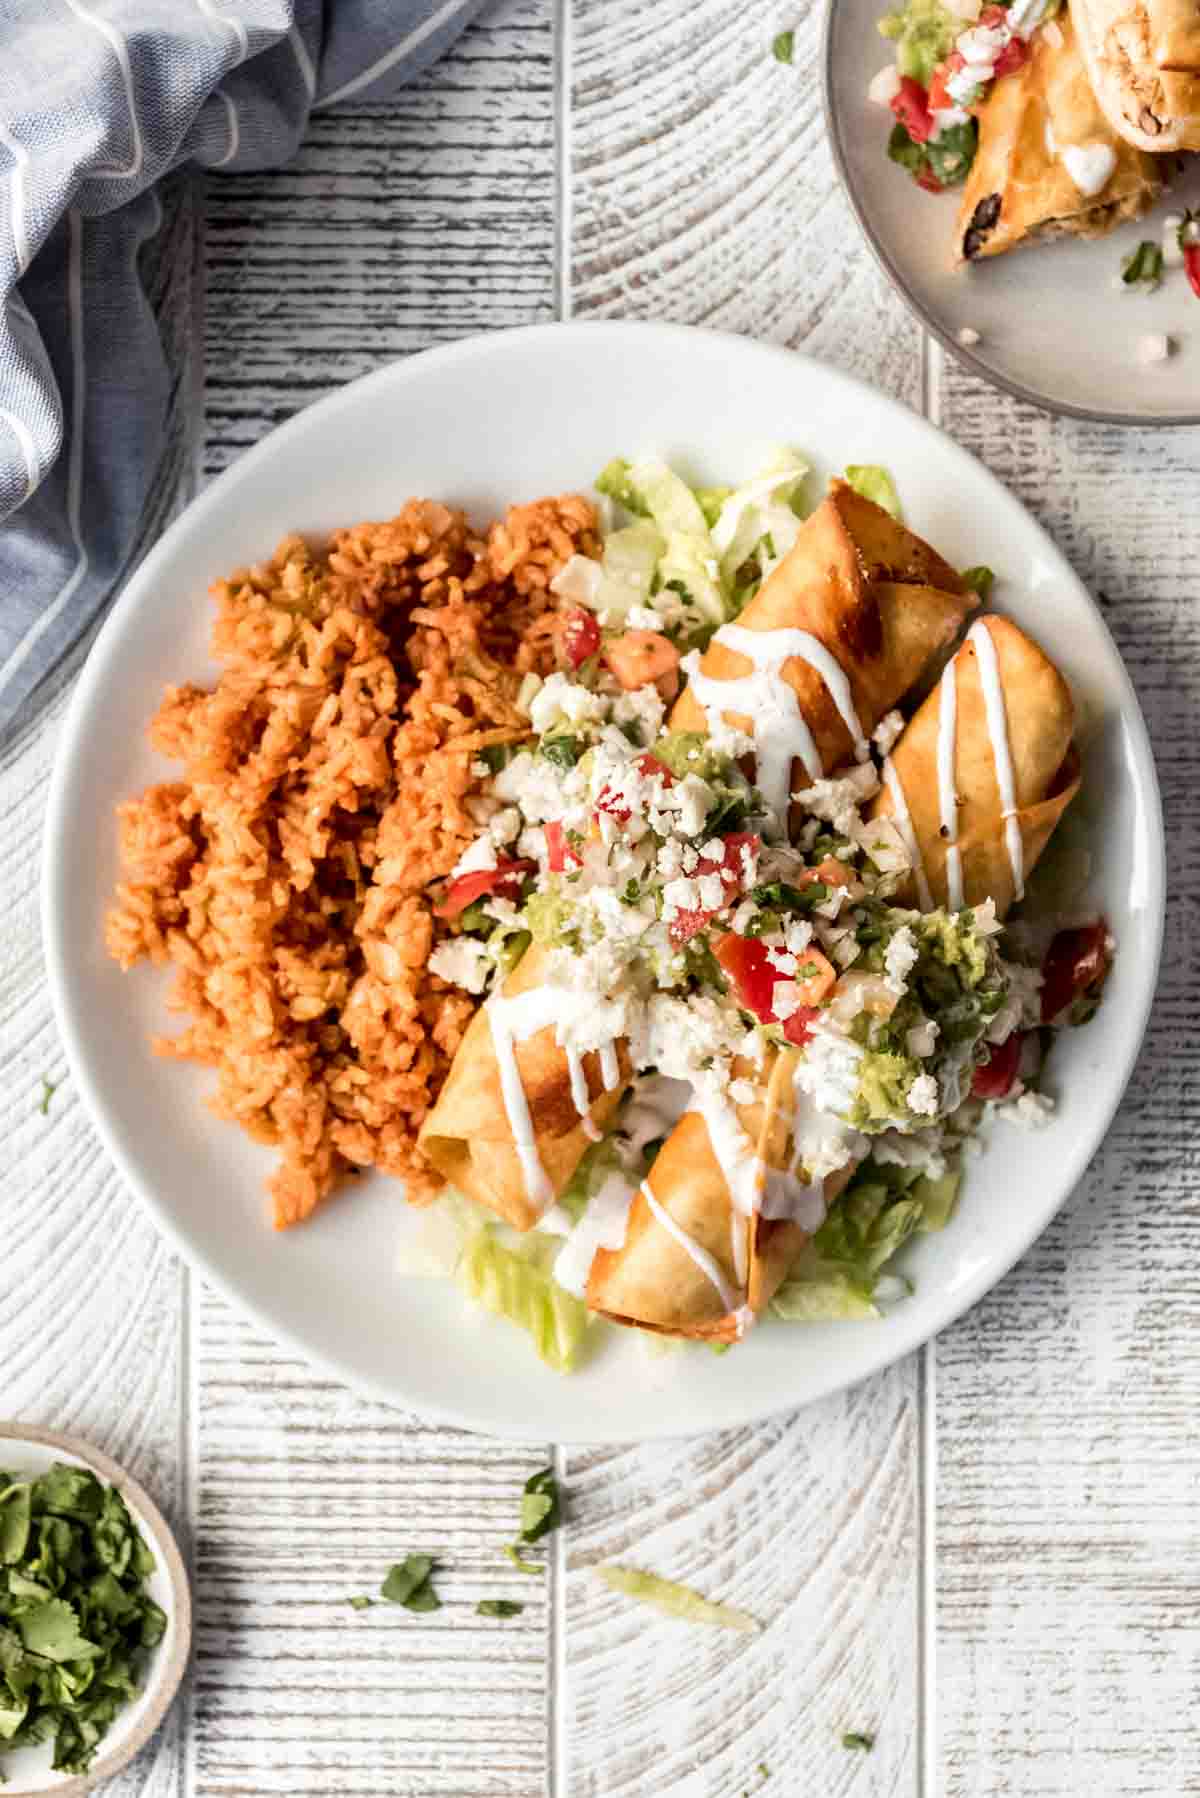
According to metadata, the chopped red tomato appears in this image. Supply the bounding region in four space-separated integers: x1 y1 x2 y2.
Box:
978 5 1009 26
435 859 534 920
1040 921 1112 1025
544 820 581 874
669 832 759 946
927 50 963 113
560 608 600 669
594 752 675 824
992 34 1028 79
714 933 835 1027
971 1032 1024 1100
915 169 944 194
1182 217 1200 299
603 630 679 696
891 75 934 145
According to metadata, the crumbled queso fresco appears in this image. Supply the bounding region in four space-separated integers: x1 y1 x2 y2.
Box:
429 653 1049 1180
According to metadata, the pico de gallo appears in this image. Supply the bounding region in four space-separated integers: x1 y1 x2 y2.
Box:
873 0 1063 194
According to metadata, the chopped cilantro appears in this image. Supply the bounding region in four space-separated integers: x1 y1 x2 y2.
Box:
381 1555 441 1613
477 1599 524 1618
38 1077 56 1116
0 1463 166 1777
347 1595 373 1610
751 880 828 913
925 118 978 187
479 743 515 774
842 1731 875 1752
772 29 795 63
1121 241 1164 289
517 1468 561 1544
960 565 995 600
541 735 583 770
620 879 642 904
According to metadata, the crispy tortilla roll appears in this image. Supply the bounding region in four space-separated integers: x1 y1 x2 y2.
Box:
587 1051 834 1341
869 616 1080 920
418 944 630 1231
670 482 975 825
957 8 1164 262
1072 0 1200 151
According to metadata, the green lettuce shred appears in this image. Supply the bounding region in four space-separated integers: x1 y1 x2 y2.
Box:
596 1565 761 1633
844 464 902 519
458 1224 590 1373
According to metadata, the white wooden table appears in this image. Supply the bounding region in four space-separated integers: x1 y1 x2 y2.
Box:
4 3 1198 1793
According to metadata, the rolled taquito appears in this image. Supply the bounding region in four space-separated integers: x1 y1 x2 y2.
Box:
957 7 1164 262
1072 0 1200 152
670 481 976 830
418 943 631 1231
586 1050 817 1341
869 615 1080 919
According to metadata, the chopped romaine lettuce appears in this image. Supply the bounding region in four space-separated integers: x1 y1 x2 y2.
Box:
772 1161 961 1322
595 521 665 619
710 447 809 588
844 464 902 519
596 1565 760 1633
458 1224 590 1373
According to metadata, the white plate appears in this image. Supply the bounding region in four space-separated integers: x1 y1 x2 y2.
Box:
43 321 1163 1441
824 0 1200 423
0 1425 190 1795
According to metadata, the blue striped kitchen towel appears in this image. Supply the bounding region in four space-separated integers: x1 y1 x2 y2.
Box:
0 0 485 737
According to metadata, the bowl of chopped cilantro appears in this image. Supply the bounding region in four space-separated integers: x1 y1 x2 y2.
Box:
0 1425 190 1794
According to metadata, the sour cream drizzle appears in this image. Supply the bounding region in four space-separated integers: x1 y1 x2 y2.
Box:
551 1173 637 1298
687 1086 764 1286
640 1181 741 1314
488 985 620 1213
882 755 934 912
936 658 964 909
684 624 867 828
565 1046 602 1142
967 619 1025 901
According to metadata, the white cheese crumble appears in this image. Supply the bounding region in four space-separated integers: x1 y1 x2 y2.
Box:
957 326 982 348
549 553 603 607
906 1072 940 1117
1136 334 1172 366
867 63 902 106
528 671 608 734
871 709 906 755
884 924 919 992
792 762 880 836
450 834 498 877
428 936 492 994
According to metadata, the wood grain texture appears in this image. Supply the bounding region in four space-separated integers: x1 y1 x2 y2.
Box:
570 0 922 405
202 0 557 478
932 354 1200 1795
566 6 929 1793
0 179 202 1798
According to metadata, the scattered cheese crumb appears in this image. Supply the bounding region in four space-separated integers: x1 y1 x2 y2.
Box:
1136 333 1172 365
957 326 982 348
906 1072 939 1117
428 937 492 994
871 709 905 755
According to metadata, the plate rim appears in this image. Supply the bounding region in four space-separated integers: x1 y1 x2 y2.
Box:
0 1422 191 1795
819 0 1200 429
41 319 1166 1441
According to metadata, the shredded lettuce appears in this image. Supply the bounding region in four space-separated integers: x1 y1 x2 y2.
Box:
710 447 809 589
596 1565 761 1633
458 1224 590 1373
594 521 665 619
772 1161 961 1321
844 464 902 519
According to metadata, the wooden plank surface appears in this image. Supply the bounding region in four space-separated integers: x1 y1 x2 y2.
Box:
932 359 1200 1797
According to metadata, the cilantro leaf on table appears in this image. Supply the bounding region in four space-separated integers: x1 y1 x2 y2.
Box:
476 1599 524 1618
381 1556 442 1613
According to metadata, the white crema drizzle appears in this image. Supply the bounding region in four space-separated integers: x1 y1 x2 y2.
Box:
640 1181 741 1315
935 657 964 908
686 1086 764 1287
684 624 868 827
882 755 934 912
967 619 1025 902
487 986 620 1213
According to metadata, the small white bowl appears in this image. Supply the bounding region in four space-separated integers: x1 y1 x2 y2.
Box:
0 1425 191 1796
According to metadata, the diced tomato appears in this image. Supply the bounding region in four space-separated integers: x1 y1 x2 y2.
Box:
927 54 960 114
808 857 855 891
1040 921 1112 1025
783 1005 822 1048
544 820 581 874
1184 239 1200 301
971 1032 1024 1100
978 5 1009 26
560 608 600 669
603 630 680 695
669 832 760 946
891 75 934 145
595 752 675 824
714 933 836 1026
915 169 944 194
992 34 1028 79
435 859 534 920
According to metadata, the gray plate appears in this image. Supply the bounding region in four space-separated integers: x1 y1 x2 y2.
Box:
823 0 1200 424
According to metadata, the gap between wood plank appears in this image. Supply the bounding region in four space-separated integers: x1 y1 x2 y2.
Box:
554 0 573 324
